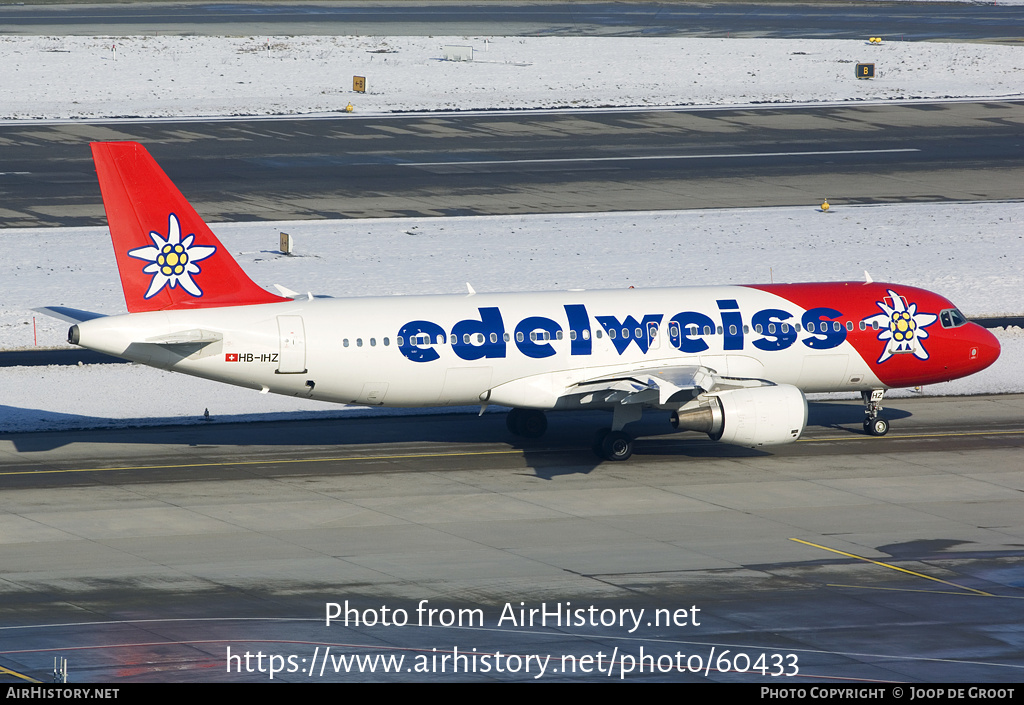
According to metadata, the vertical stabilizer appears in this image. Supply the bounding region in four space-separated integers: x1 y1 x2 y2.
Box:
91 141 288 312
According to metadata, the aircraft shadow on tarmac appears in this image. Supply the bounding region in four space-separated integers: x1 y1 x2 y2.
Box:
0 401 911 479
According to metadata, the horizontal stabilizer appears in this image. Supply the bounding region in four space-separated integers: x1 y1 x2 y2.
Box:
32 307 107 324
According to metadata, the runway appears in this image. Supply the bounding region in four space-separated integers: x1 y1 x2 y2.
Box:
2 100 1024 228
1 394 1022 681
2 2 1022 41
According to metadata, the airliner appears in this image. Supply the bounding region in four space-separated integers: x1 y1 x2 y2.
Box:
40 142 1000 461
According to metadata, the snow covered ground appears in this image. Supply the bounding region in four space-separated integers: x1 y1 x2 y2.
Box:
1 32 1021 432
1 34 1023 120
3 203 1022 433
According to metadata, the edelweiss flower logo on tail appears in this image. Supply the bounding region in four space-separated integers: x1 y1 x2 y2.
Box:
127 213 217 299
862 289 938 364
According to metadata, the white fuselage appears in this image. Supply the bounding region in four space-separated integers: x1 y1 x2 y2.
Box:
73 285 884 409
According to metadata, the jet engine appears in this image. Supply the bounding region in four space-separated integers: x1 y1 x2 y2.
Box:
670 384 807 447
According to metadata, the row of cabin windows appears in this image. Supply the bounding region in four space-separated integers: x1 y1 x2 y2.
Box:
342 337 390 348
339 319 883 349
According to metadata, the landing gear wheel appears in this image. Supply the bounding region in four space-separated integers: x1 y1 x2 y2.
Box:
865 417 889 437
861 389 888 437
506 408 547 439
600 431 634 462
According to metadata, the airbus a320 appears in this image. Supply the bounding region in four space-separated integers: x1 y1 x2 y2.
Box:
40 142 1000 461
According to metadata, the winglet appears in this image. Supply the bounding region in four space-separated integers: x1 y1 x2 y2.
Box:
90 142 289 313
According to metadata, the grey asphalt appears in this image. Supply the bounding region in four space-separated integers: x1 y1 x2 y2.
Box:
1 394 1022 682
2 2 1023 42
2 101 1024 228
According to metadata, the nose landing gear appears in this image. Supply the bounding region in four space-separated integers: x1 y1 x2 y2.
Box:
862 389 889 436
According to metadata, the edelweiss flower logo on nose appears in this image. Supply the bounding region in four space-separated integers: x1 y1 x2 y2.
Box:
127 213 217 299
861 289 938 364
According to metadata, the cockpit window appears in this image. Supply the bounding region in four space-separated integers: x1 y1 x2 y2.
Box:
939 308 968 328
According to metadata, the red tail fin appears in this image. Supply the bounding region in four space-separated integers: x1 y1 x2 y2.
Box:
91 141 288 312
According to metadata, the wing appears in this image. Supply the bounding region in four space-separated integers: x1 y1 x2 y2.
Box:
487 363 778 410
569 365 776 408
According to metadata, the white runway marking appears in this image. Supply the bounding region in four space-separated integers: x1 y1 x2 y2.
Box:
402 148 921 168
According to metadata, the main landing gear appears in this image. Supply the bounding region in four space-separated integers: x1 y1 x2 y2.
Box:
505 408 547 439
592 429 633 461
862 389 889 436
505 405 641 461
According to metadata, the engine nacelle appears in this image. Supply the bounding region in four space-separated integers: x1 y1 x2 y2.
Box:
671 384 808 447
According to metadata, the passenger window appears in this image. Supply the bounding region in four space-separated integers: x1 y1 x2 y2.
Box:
343 339 349 347
357 338 363 347
370 338 376 347
384 337 390 346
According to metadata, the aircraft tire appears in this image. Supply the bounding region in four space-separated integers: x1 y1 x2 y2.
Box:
506 409 547 438
506 410 520 435
601 431 634 461
865 418 890 436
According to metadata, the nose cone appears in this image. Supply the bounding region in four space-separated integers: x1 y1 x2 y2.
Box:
968 323 1001 374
